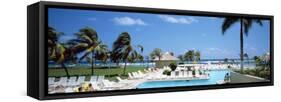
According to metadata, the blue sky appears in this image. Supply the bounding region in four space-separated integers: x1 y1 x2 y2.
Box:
48 8 270 59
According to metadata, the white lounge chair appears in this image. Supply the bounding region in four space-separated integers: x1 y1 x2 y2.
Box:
101 80 124 89
131 72 136 78
77 76 85 85
116 77 124 82
133 72 140 78
195 70 200 77
65 87 74 93
116 76 134 83
188 71 193 77
171 71 176 78
181 71 185 78
91 83 101 90
184 70 188 78
48 77 56 85
138 70 145 77
58 77 68 86
90 76 98 82
128 73 134 79
68 76 77 86
97 76 105 82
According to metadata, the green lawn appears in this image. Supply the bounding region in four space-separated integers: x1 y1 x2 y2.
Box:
48 66 146 81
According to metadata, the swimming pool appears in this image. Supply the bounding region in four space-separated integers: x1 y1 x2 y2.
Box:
137 70 230 89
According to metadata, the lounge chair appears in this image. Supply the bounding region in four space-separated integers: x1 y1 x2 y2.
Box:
77 76 85 85
91 83 101 90
58 77 68 86
184 70 188 78
116 76 134 83
90 76 98 83
97 76 105 82
128 73 134 79
101 80 124 90
133 72 140 78
65 87 74 93
131 72 137 78
116 77 124 82
195 70 200 77
138 70 145 77
171 71 176 78
68 76 77 86
48 77 56 85
181 71 185 78
188 71 193 77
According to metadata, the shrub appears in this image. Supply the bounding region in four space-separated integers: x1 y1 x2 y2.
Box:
178 62 184 65
192 70 196 76
162 70 171 76
169 63 177 71
259 70 270 80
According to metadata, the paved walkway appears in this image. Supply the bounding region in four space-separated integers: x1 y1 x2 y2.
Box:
230 72 267 83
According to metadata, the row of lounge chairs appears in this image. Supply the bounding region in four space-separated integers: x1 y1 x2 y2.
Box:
170 70 203 78
48 76 104 87
128 70 147 79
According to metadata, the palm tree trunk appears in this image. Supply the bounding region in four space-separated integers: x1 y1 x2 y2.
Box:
61 63 70 78
91 51 94 75
123 60 127 75
158 56 161 68
240 19 244 73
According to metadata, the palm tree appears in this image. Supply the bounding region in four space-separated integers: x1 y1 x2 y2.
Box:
136 45 144 62
244 53 250 65
135 46 144 66
177 54 184 62
70 27 99 75
95 43 110 64
111 32 143 75
145 56 150 68
48 26 76 78
224 58 229 63
195 51 201 62
222 17 263 73
184 50 195 62
150 48 162 61
253 56 261 66
48 27 62 59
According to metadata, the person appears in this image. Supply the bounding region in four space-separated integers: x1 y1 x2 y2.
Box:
74 87 82 92
88 83 95 91
224 73 230 83
81 82 95 92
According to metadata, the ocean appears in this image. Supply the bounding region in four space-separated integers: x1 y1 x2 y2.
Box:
48 59 257 69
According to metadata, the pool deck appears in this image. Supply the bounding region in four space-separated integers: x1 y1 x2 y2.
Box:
230 72 268 83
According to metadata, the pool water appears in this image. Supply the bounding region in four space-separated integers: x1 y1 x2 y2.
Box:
137 70 230 89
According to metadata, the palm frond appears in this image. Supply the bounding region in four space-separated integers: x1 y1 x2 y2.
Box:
222 17 239 34
79 27 98 40
243 18 263 35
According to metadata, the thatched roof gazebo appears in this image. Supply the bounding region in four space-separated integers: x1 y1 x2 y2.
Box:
153 52 179 68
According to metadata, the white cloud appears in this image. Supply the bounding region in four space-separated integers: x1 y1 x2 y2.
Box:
112 17 147 26
158 15 198 24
